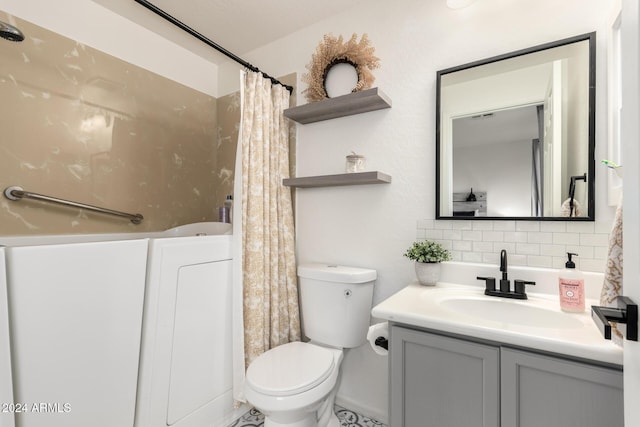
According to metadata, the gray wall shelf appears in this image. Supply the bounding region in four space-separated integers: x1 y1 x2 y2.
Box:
283 171 392 188
283 88 391 124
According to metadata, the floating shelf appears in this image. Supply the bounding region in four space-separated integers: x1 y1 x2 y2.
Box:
283 171 392 188
283 88 391 124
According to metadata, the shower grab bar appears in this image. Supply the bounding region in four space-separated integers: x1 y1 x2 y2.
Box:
3 186 143 224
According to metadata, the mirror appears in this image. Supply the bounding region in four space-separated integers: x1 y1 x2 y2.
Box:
436 33 595 220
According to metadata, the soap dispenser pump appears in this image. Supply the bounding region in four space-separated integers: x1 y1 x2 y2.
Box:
558 252 585 312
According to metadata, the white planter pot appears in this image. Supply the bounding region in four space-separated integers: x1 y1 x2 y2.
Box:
415 262 441 286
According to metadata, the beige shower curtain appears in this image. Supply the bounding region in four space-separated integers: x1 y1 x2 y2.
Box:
239 70 300 369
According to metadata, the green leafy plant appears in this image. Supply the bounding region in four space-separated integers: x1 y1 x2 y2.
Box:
404 240 451 263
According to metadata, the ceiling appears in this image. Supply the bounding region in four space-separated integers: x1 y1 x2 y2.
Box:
92 0 366 64
453 105 540 149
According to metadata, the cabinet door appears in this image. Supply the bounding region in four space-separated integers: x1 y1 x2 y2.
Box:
390 326 500 427
501 348 624 427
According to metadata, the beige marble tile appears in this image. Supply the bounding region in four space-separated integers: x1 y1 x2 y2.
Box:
0 12 296 236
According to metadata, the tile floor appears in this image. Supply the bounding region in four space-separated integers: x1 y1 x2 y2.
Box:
228 405 387 427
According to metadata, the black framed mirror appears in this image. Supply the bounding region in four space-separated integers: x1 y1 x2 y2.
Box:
436 32 595 221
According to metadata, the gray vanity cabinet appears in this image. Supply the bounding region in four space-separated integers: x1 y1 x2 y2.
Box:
501 348 624 427
389 325 500 427
389 325 623 427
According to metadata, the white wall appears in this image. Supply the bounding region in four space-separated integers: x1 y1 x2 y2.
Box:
454 139 532 216
621 0 640 424
230 0 616 421
0 0 218 96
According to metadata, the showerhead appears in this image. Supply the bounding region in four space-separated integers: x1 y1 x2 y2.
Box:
0 20 24 42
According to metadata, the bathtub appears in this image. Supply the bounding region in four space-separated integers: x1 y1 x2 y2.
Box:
0 222 242 427
136 223 246 427
0 221 232 246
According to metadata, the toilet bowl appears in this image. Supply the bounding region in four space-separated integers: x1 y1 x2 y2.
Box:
243 264 377 427
244 341 343 427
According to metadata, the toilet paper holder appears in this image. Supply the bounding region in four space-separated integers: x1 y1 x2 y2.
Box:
367 322 389 356
374 336 388 350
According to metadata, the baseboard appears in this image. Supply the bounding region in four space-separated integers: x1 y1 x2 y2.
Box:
335 394 388 426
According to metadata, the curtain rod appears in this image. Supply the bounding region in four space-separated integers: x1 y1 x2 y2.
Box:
133 0 294 94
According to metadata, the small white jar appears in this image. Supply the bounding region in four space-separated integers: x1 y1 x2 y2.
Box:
345 152 366 173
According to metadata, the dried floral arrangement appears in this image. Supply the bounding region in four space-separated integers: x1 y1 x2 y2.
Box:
302 33 380 102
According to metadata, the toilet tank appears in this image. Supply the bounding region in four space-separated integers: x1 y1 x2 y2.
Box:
298 263 376 348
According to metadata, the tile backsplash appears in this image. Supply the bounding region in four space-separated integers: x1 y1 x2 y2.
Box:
417 219 612 273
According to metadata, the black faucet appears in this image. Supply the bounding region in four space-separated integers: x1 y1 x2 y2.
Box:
499 249 509 292
477 249 536 299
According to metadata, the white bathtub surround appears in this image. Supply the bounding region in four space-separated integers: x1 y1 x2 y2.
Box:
0 249 13 427
238 70 300 391
0 224 242 427
418 219 613 273
1 239 148 427
135 234 243 427
0 221 232 247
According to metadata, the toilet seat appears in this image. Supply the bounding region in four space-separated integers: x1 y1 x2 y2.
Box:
246 342 335 397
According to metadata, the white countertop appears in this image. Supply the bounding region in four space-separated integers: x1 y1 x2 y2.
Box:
372 282 623 366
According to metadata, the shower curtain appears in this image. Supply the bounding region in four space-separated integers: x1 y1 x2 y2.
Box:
232 70 300 403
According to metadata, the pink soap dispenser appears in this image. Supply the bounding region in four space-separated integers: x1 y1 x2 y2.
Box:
558 252 585 312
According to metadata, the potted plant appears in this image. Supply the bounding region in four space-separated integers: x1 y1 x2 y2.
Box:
404 240 451 286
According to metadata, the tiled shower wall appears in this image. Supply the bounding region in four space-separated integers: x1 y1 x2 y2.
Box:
0 11 295 236
417 219 612 273
0 12 217 235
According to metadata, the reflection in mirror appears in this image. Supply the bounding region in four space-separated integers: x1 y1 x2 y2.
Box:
436 33 595 220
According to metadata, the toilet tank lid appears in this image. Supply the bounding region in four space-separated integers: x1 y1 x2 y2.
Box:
297 263 377 283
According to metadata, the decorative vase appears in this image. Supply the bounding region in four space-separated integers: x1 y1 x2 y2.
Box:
415 262 441 286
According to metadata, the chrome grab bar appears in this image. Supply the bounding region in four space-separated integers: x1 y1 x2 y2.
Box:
3 186 143 224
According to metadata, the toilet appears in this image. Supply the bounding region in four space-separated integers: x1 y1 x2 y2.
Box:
244 263 376 427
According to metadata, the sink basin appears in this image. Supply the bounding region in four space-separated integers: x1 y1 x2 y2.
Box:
438 296 584 329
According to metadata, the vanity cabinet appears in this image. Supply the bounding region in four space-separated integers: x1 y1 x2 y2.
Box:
501 347 624 427
389 325 623 427
389 326 499 427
